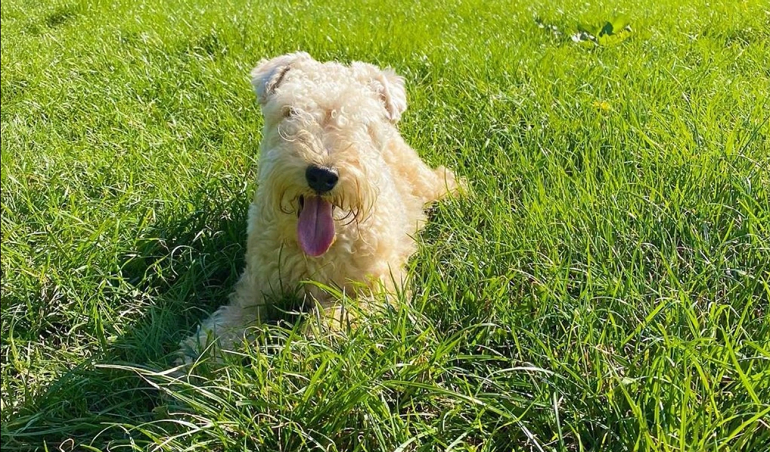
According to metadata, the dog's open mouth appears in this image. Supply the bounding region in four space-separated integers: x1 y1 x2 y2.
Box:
297 195 335 257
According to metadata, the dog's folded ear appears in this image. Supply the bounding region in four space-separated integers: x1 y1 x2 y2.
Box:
352 63 407 123
251 52 311 104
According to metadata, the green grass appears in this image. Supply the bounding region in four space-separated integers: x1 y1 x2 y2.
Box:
2 0 769 450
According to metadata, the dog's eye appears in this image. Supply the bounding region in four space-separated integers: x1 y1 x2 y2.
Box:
283 107 297 118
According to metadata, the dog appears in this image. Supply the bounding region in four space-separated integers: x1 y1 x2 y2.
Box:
178 52 462 363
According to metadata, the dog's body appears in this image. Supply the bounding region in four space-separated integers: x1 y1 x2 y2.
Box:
180 52 461 359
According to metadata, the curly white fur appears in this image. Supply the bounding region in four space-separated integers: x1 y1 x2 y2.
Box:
179 52 461 361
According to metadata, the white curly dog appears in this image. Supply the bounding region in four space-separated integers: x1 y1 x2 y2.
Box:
179 52 462 362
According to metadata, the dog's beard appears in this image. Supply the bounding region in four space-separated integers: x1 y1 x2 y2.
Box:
279 190 363 222
275 188 370 257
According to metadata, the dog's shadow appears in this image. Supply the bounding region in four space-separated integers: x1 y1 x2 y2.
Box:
4 189 263 448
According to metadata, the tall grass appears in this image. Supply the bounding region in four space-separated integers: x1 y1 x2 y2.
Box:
2 0 768 450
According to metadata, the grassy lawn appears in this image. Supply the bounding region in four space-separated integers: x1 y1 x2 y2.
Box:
2 0 769 450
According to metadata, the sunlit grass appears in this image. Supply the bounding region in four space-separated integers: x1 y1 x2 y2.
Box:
2 0 769 450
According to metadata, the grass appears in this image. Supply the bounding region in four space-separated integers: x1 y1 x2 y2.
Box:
1 0 769 450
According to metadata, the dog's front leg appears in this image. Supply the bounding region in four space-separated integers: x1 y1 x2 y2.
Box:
176 303 264 365
177 272 269 365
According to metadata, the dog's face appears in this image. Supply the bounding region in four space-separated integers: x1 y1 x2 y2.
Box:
250 52 407 257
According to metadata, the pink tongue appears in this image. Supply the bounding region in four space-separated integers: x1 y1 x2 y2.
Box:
298 196 335 257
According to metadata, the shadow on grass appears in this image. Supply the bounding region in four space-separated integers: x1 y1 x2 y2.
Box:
3 191 254 450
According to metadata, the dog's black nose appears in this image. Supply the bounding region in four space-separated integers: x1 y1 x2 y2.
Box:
305 165 339 193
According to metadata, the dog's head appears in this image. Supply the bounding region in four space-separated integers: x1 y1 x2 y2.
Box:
250 52 407 257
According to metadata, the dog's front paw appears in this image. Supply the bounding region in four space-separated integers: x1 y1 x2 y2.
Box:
174 327 212 367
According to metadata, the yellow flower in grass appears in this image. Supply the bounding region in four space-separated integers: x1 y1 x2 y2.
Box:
592 100 611 113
